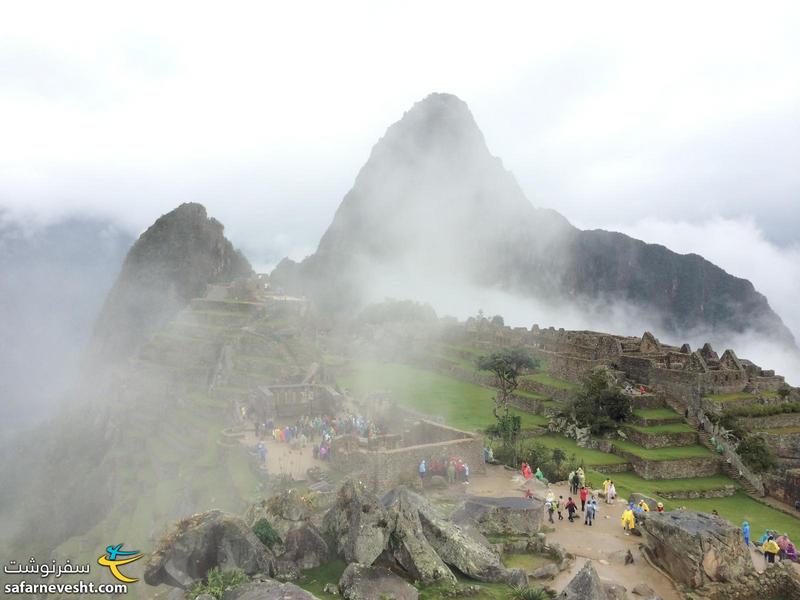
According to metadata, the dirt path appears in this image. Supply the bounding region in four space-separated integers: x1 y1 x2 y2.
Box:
440 465 686 599
239 427 328 481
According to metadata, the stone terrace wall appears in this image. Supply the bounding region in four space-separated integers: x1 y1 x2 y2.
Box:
360 436 484 492
402 420 477 446
741 412 800 429
622 427 697 450
755 431 800 459
610 451 720 480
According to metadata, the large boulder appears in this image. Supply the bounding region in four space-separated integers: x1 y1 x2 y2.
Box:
411 490 516 584
381 487 456 584
323 479 393 565
638 510 751 589
222 580 320 600
144 510 274 588
558 561 620 600
338 563 419 600
279 523 329 570
450 495 544 536
245 490 312 538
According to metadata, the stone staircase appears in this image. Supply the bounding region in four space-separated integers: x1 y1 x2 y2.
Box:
694 427 761 496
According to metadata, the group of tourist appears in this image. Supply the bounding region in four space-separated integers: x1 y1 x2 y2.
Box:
751 526 798 564
542 486 600 526
520 462 545 482
620 499 664 535
418 457 470 485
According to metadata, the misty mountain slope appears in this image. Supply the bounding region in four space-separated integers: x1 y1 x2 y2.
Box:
0 216 133 436
89 202 253 365
0 290 322 567
273 92 794 346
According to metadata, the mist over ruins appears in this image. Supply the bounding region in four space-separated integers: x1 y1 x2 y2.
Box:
1 6 800 600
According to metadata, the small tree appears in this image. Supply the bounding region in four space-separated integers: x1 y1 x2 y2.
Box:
476 348 539 422
477 348 539 465
571 368 632 435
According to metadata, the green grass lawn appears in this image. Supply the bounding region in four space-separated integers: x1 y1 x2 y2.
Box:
586 469 800 542
533 434 629 466
611 439 712 460
705 392 757 403
338 362 545 432
633 408 682 421
625 423 695 434
522 373 578 390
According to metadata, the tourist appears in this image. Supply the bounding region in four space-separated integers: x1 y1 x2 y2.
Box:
571 471 581 495
763 535 780 565
742 520 750 547
637 500 650 513
576 467 585 488
463 463 470 484
257 441 267 464
565 497 577 522
568 470 575 492
447 460 456 484
602 478 610 498
585 497 597 526
419 459 427 482
546 498 555 524
621 504 636 535
579 486 588 512
656 502 664 513
557 496 564 521
534 467 545 481
607 481 616 504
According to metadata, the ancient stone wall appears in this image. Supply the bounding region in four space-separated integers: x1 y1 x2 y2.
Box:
657 485 735 500
359 436 485 491
612 453 720 480
741 412 800 429
755 430 800 459
622 427 697 450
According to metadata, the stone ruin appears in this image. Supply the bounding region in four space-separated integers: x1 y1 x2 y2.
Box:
447 321 788 411
331 413 485 492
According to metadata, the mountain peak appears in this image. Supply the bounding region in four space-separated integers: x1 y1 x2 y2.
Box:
371 92 488 163
88 203 252 365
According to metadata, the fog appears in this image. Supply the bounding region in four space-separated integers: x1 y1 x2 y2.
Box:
2 2 799 419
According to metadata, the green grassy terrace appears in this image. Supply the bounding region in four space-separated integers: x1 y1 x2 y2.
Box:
611 439 712 460
625 423 695 434
532 434 629 466
521 372 579 390
633 408 683 421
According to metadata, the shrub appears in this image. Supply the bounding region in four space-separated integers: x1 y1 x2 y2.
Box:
737 435 777 472
186 567 248 600
252 518 282 550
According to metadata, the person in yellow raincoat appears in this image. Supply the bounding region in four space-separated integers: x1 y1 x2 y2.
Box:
763 536 780 565
638 500 650 513
621 504 636 534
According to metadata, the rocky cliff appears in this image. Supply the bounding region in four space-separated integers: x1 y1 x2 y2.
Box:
273 93 794 346
89 202 252 364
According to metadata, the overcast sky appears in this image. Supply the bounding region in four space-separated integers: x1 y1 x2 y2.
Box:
1 2 798 312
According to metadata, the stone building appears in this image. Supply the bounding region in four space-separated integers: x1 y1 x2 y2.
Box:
250 383 342 422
